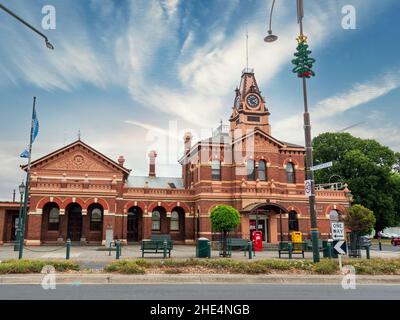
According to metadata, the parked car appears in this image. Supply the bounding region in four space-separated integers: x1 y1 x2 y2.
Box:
358 236 372 248
391 237 400 246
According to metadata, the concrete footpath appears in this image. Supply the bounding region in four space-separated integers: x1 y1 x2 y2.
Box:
1 273 400 285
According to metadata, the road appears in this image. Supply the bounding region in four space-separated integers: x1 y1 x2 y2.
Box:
0 284 399 300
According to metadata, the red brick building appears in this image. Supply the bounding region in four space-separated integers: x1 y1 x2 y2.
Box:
0 69 350 246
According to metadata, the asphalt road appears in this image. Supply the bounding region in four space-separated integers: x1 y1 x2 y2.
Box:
0 284 399 300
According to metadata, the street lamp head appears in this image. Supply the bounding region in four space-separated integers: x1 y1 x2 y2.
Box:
45 39 54 50
264 30 278 43
19 181 25 195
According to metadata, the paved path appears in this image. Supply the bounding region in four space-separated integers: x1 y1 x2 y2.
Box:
0 284 399 300
1 244 398 264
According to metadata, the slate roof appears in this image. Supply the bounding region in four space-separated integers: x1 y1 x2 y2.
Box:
127 176 184 189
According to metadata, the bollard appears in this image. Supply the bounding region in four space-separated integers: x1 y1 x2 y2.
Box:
116 240 121 259
207 241 211 258
109 242 112 256
366 246 370 259
119 241 122 257
288 242 293 259
327 242 332 259
163 240 167 259
66 238 71 260
379 241 382 251
248 241 253 260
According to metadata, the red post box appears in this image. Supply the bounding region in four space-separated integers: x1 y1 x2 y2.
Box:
252 231 263 252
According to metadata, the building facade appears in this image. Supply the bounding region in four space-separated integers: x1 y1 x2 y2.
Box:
0 69 351 246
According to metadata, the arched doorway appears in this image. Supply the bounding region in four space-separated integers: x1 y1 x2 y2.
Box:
241 202 288 243
127 206 142 242
67 204 83 241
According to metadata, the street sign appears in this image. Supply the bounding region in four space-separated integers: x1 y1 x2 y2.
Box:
304 180 312 196
331 221 345 240
333 240 347 255
310 161 333 171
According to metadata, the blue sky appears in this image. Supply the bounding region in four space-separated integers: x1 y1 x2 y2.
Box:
0 0 400 199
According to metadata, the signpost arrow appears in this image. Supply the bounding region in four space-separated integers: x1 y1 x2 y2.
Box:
333 240 347 255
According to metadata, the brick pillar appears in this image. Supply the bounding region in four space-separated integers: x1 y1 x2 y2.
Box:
102 214 115 245
142 213 152 239
269 215 278 244
198 215 211 239
148 150 157 177
26 211 42 246
0 208 5 244
184 213 194 243
240 214 250 240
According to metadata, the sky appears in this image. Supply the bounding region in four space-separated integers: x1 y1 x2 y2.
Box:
0 0 399 200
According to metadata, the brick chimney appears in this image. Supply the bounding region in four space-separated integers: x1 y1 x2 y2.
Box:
117 155 125 166
183 132 193 155
148 150 157 177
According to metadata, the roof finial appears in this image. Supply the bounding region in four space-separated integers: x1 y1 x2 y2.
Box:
78 129 81 141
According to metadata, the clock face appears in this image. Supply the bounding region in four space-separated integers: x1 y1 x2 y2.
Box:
246 94 259 108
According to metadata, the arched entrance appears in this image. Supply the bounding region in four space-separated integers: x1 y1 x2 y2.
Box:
127 206 142 242
241 202 288 243
67 204 83 241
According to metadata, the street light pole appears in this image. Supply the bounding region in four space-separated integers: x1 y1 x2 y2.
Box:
265 0 320 262
0 3 54 49
14 181 25 251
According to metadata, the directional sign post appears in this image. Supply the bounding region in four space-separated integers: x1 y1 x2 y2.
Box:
333 240 347 270
331 222 345 240
310 161 333 172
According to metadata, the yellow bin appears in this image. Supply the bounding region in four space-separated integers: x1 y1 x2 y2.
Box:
291 231 303 252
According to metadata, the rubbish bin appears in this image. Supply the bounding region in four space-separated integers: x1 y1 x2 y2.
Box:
196 237 211 258
322 240 329 258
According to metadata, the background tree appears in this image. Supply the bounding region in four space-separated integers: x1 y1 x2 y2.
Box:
344 204 376 235
210 205 240 257
313 132 399 234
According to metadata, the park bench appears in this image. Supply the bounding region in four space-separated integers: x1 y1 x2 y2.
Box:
151 234 171 241
228 238 254 256
278 242 306 259
141 239 173 258
305 239 323 252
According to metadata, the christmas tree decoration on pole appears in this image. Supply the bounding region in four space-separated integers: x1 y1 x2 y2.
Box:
292 34 315 78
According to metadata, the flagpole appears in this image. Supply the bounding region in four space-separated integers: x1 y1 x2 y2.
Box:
18 97 36 259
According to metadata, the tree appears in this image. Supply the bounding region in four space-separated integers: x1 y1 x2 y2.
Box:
210 205 241 257
313 132 400 233
344 204 376 235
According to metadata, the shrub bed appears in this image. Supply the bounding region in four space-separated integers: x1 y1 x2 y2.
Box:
104 258 400 275
0 260 80 274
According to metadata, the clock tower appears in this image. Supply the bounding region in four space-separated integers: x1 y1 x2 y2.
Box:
229 68 271 136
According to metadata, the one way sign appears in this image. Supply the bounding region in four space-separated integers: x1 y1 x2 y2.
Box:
333 240 347 255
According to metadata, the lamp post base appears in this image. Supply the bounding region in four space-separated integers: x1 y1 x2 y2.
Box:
311 229 320 262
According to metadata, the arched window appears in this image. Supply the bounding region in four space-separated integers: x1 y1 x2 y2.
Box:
170 210 180 231
152 210 161 231
211 160 221 181
288 211 299 231
48 207 60 231
258 160 267 181
247 159 255 181
286 162 295 184
90 207 103 231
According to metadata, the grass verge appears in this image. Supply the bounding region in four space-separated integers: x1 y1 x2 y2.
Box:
0 260 80 274
103 258 400 275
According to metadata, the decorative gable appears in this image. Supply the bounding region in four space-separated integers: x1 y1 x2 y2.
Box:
24 140 131 177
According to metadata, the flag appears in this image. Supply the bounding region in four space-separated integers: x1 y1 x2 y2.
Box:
20 149 29 158
32 106 39 144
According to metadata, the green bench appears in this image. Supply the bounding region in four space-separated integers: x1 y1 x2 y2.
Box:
305 239 323 252
151 234 171 241
228 238 254 256
278 242 306 259
141 239 173 258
